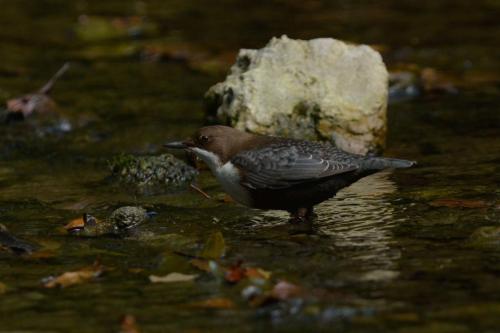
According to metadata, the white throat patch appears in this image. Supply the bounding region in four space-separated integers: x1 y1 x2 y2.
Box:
190 147 252 206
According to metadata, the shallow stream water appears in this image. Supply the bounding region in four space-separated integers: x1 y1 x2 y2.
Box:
0 1 499 332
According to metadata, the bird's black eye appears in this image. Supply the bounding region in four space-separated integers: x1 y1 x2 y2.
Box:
199 135 209 145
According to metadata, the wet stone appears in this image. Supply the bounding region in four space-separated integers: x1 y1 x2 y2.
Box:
108 153 198 195
67 206 154 238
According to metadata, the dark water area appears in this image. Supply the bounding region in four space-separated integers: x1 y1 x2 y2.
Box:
0 0 499 332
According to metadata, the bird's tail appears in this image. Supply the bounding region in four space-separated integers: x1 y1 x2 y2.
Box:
362 156 416 170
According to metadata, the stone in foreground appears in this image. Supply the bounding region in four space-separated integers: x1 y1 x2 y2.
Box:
108 153 198 195
205 35 388 154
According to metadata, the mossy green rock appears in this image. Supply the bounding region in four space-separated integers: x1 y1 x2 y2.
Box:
108 153 198 195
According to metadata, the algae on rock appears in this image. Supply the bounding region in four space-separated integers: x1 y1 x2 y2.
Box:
108 153 197 195
205 35 388 154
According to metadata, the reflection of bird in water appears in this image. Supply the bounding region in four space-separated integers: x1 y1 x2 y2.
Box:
249 171 403 282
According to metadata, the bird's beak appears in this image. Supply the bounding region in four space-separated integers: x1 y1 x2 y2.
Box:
163 139 194 149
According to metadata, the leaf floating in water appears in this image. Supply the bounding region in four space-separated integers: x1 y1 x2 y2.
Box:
190 258 271 284
224 261 271 283
42 263 104 288
224 261 246 283
149 272 198 283
120 314 141 333
189 297 236 309
199 231 226 259
64 217 85 231
430 199 490 209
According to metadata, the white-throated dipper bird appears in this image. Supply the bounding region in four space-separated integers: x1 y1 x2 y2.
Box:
165 126 415 223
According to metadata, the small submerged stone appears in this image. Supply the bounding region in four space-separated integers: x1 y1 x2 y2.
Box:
108 153 198 195
66 206 154 237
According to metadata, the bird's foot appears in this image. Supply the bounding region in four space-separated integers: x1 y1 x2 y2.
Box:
288 207 315 235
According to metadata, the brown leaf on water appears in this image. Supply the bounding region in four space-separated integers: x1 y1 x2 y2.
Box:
42 262 104 288
120 314 140 333
224 261 246 283
191 258 271 284
430 199 490 209
199 231 226 259
149 272 198 283
224 261 272 283
64 217 85 230
189 297 235 310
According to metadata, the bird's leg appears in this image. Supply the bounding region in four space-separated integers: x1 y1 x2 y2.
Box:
288 207 315 224
288 207 315 234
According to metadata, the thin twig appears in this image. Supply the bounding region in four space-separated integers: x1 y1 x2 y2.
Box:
39 62 71 95
190 183 212 199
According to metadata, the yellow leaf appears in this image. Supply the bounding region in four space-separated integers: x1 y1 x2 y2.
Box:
199 231 225 259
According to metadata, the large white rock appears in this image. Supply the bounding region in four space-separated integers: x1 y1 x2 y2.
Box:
205 35 388 154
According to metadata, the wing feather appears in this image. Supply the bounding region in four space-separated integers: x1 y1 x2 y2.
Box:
231 142 360 189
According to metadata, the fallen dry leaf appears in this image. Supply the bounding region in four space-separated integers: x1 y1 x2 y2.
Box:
120 314 140 333
224 261 271 283
191 259 271 284
64 217 85 230
42 263 104 288
430 199 490 209
190 297 235 309
224 261 246 283
149 272 198 283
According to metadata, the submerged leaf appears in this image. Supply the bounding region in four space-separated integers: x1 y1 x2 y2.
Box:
149 272 198 283
42 263 104 288
120 314 140 333
199 231 226 259
64 217 85 230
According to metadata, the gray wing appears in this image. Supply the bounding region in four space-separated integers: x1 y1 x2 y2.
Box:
231 141 360 190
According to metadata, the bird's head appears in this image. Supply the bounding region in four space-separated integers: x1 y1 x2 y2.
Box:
164 125 256 170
